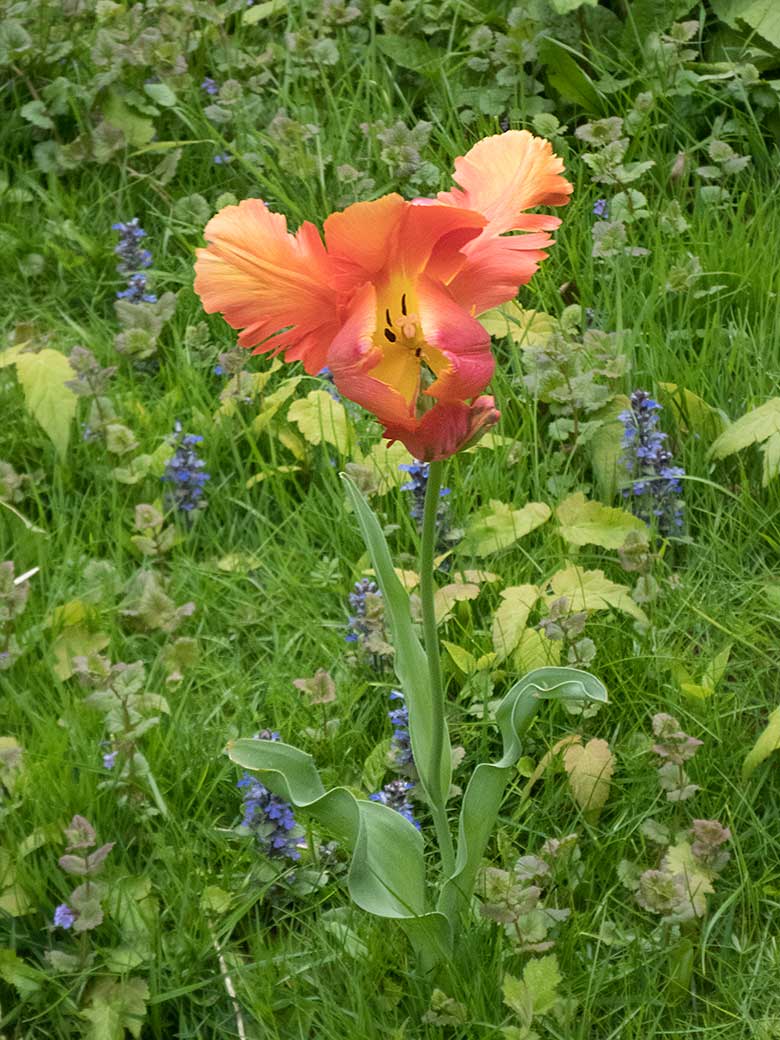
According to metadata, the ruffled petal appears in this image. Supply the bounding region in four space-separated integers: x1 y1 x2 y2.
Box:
382 396 501 461
194 199 339 374
444 231 556 316
415 277 494 402
437 130 572 236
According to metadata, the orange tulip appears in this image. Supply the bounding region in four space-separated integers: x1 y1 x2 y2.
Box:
195 131 571 458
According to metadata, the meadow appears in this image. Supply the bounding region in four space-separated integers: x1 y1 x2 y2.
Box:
2 1 780 1037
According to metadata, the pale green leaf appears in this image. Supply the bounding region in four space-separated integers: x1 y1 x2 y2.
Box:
15 349 77 457
550 0 597 11
588 394 631 501
243 0 287 23
102 90 155 147
742 706 780 780
556 491 647 549
762 432 780 486
0 949 43 998
661 841 714 917
710 0 780 48
288 390 353 453
659 382 727 440
479 301 558 348
547 564 649 624
434 582 480 624
563 737 615 818
249 376 302 433
709 398 780 459
513 627 562 672
143 82 177 107
441 640 478 675
492 585 540 662
462 500 551 557
353 439 413 496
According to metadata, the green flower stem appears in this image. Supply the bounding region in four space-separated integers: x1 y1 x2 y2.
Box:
419 459 455 879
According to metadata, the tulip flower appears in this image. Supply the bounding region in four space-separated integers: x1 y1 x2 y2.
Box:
194 130 571 457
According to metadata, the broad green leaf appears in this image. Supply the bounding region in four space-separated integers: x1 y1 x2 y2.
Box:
51 624 110 681
289 390 353 453
547 564 649 624
0 344 28 367
503 955 562 1024
556 491 647 549
15 349 77 457
762 432 780 486
102 90 155 146
588 395 631 502
243 0 287 23
742 706 780 780
563 737 614 819
538 37 604 111
513 627 562 672
439 668 607 922
375 34 445 73
82 977 150 1040
711 0 780 48
709 398 780 459
361 738 392 793
661 841 715 917
659 383 727 440
227 737 451 967
462 500 551 557
353 439 413 496
20 99 54 129
479 301 558 348
341 476 451 812
0 949 42 998
492 585 540 662
143 82 177 107
550 0 597 10
441 640 478 675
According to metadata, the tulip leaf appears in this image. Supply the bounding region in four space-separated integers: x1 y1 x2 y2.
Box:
341 474 452 811
228 737 451 966
439 667 607 921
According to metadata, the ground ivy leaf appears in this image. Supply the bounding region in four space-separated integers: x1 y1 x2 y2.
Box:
462 500 551 557
556 491 647 549
563 737 615 818
15 349 78 458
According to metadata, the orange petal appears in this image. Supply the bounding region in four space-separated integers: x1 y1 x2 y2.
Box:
415 277 494 402
437 130 572 235
445 231 556 316
194 199 339 374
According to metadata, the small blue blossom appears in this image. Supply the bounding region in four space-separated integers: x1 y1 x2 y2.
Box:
201 77 219 96
369 779 419 829
214 152 233 165
398 461 451 526
593 198 608 218
162 421 210 514
388 691 413 769
620 389 685 534
112 219 156 303
317 366 340 402
237 731 301 861
345 578 379 645
53 903 76 929
213 364 225 376
102 750 117 769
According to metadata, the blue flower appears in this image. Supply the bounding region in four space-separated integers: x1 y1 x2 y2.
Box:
369 779 420 829
620 390 685 533
398 461 450 526
102 750 117 769
388 691 413 769
201 77 219 96
214 152 233 165
593 198 608 218
237 731 301 861
53 903 76 929
162 421 210 514
112 219 156 303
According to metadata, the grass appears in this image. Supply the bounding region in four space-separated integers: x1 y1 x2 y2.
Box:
3 2 780 1037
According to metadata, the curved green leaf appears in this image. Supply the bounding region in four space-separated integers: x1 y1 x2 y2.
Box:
341 474 452 810
228 738 451 966
438 667 607 920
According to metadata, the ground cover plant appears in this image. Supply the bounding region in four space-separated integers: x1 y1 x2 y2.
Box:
2 0 780 1037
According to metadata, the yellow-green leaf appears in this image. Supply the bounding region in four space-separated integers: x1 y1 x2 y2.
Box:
15 349 77 457
354 439 414 496
250 376 302 434
588 394 630 502
659 382 727 440
480 301 559 348
492 584 539 661
547 564 648 624
556 491 647 549
512 627 561 672
435 582 480 624
563 737 614 819
742 706 780 780
661 841 714 917
709 398 780 459
288 390 353 453
103 90 155 146
442 641 477 674
462 500 551 557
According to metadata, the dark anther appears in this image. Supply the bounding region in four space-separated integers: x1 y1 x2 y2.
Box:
415 347 422 358
385 308 393 327
401 294 407 316
384 329 397 343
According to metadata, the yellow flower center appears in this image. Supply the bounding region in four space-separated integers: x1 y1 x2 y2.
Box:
370 283 447 410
